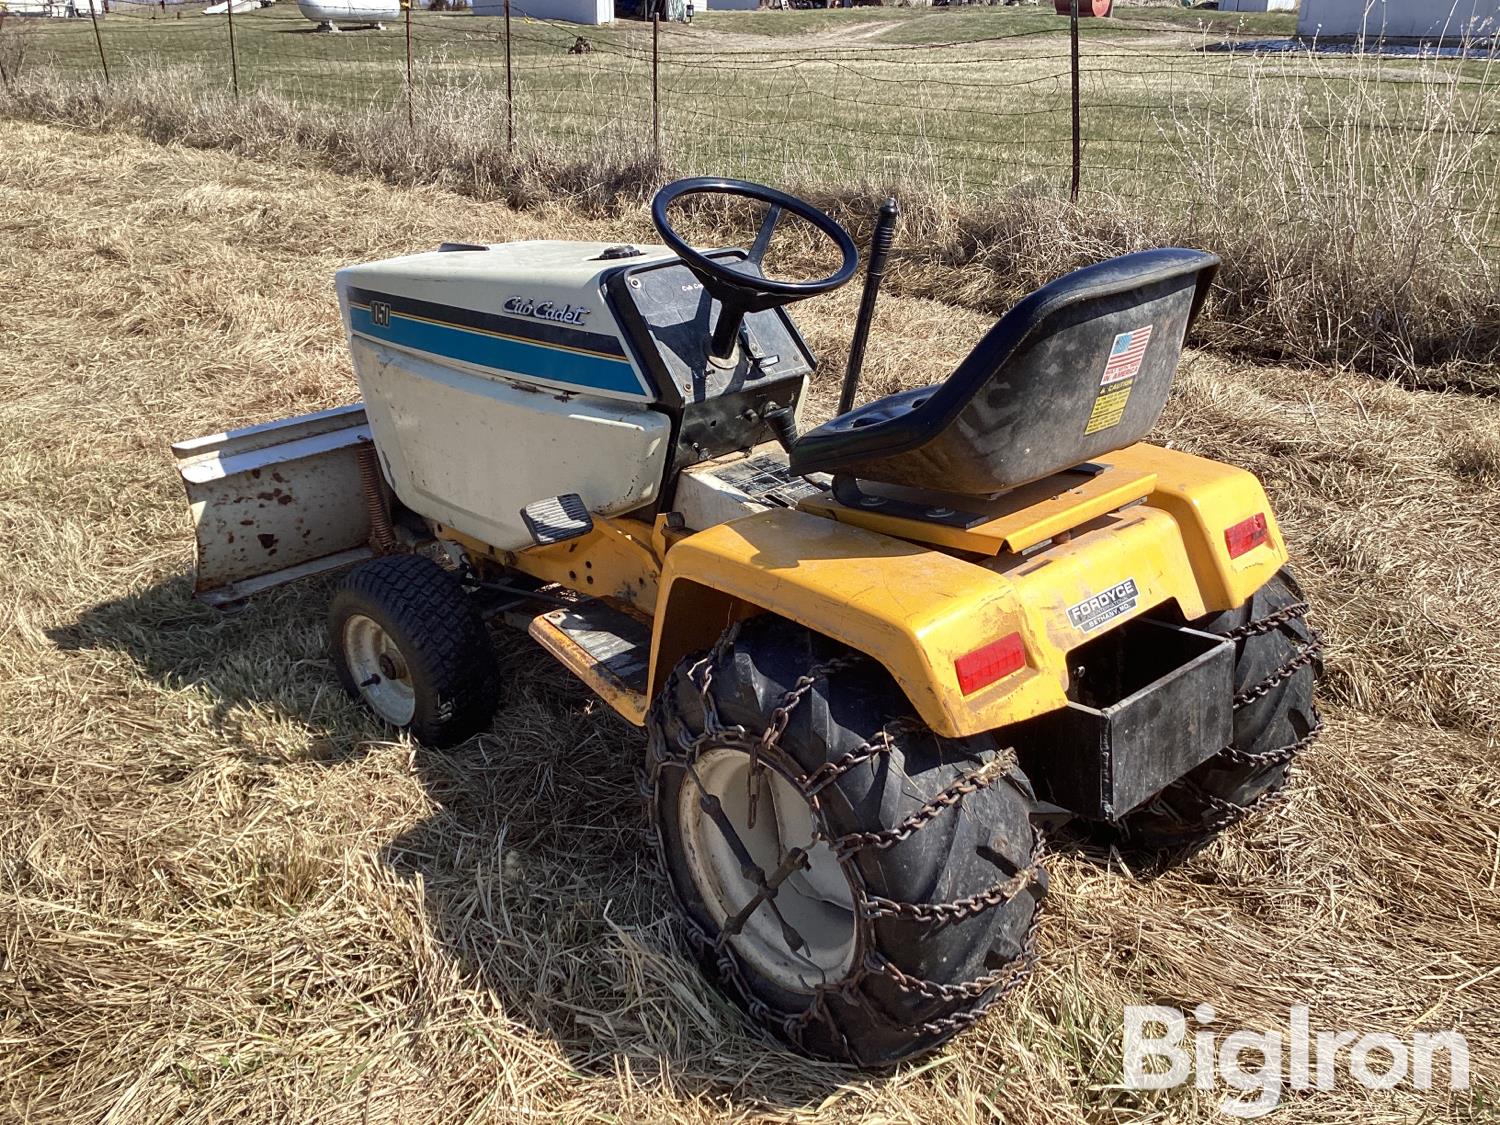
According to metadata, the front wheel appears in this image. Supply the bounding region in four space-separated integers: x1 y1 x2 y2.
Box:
645 616 1046 1067
329 554 499 748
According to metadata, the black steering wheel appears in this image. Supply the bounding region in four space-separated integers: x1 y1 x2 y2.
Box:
651 177 860 360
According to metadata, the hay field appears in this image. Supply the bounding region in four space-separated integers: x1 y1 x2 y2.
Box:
15 3 1491 207
2 118 1499 1123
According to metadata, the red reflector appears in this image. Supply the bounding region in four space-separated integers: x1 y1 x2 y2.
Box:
955 633 1026 695
1225 513 1270 559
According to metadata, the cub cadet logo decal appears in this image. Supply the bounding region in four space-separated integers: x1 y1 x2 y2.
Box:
1067 579 1140 633
369 300 392 328
503 295 591 325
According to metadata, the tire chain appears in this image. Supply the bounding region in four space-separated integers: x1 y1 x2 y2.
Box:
861 850 1043 924
1147 599 1326 832
644 637 1044 1060
1233 639 1323 709
1219 714 1324 767
825 754 1011 860
1224 599 1311 641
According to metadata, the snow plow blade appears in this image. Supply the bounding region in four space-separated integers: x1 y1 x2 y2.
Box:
171 404 375 607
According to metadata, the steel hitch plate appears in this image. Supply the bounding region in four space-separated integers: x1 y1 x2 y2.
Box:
1013 619 1233 821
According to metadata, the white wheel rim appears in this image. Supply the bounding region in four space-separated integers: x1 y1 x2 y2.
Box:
680 746 858 992
343 613 416 727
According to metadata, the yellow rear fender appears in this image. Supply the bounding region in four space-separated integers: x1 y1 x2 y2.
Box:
649 509 1051 739
648 446 1287 738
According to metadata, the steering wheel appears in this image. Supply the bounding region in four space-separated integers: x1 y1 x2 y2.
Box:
651 177 860 360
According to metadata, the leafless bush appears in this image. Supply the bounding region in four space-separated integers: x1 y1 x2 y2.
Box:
0 13 35 90
1160 45 1500 383
1 49 1495 384
0 66 666 211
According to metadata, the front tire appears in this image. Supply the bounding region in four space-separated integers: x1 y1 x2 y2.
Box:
329 554 499 748
1115 567 1322 848
645 616 1046 1067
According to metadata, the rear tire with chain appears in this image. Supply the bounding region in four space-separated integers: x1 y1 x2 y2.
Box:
645 615 1046 1067
329 553 499 748
1115 567 1322 848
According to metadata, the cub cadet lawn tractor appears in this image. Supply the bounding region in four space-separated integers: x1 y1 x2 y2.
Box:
172 177 1321 1066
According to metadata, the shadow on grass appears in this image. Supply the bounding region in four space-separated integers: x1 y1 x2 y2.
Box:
47 572 853 1109
44 571 368 763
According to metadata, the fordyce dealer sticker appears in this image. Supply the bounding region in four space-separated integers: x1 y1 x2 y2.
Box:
1067 579 1140 633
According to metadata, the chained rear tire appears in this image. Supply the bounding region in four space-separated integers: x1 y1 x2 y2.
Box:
1115 567 1322 848
329 554 499 748
645 615 1046 1067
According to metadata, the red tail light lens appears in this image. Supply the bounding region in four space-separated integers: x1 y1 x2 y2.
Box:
1225 513 1270 559
955 633 1027 695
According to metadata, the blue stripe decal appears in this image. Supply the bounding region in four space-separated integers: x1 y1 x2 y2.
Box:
349 305 645 397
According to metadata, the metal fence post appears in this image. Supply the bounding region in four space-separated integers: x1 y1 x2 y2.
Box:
404 0 414 130
87 0 109 85
1069 0 1080 203
651 9 660 162
226 0 239 98
504 0 514 151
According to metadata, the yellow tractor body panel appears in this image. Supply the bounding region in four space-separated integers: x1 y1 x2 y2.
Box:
650 443 1286 738
651 509 1044 738
798 460 1159 556
1107 443 1288 609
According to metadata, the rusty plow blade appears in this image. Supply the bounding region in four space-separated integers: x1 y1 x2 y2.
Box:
171 404 377 607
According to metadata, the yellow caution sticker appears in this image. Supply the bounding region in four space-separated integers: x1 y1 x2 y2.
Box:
1085 380 1133 435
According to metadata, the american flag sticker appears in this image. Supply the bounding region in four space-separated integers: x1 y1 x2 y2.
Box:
1100 325 1153 386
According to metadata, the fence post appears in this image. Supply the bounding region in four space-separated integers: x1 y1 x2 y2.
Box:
404 0 413 130
1069 0 1080 203
651 9 660 163
87 0 109 85
504 0 514 151
226 0 239 98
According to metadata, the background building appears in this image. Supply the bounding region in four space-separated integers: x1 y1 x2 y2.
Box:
1297 0 1500 41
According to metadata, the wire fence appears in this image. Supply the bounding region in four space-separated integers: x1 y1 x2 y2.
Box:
5 3 1499 251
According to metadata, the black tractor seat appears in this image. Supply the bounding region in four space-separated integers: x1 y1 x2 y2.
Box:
788 248 1219 496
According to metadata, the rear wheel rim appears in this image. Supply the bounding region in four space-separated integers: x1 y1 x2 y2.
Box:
343 613 416 727
679 745 858 992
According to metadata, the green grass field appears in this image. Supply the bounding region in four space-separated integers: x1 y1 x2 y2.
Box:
10 2 1498 244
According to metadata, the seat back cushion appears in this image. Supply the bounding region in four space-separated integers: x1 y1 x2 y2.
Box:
789 248 1219 495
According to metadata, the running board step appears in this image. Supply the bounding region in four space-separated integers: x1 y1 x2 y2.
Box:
520 493 593 546
527 599 650 725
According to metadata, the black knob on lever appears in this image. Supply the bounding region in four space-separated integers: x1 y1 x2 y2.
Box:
761 400 799 455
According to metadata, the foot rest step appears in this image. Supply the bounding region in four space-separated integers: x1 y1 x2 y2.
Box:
520 494 593 546
527 599 650 724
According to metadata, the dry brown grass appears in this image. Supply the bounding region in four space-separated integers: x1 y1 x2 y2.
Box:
3 119 1500 1123
2 51 1497 387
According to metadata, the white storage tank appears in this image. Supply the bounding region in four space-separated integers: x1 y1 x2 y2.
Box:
1218 0 1296 11
471 0 612 23
1298 0 1500 41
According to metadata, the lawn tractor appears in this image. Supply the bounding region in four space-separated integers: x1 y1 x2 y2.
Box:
172 178 1321 1066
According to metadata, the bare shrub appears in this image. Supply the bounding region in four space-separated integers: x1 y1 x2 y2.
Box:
1160 45 1500 382
0 66 666 213
1 46 1495 383
0 13 34 90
